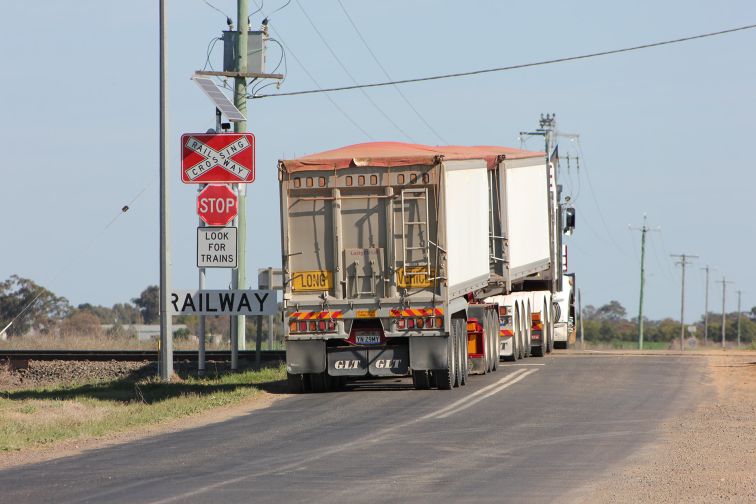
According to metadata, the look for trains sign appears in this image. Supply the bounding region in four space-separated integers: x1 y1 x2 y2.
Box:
181 133 255 184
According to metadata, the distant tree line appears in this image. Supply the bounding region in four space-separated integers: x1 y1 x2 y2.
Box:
0 276 278 340
581 300 756 345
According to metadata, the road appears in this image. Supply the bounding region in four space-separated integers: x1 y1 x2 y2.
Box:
0 354 711 504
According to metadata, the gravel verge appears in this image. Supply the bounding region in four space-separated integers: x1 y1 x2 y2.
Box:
571 352 756 503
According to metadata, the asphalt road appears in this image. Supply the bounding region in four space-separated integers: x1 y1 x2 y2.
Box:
0 354 711 504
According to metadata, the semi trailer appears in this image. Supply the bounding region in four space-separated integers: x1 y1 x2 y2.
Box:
279 138 575 392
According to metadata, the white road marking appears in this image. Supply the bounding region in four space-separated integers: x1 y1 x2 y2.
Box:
420 369 529 420
505 363 545 366
148 368 539 504
433 369 538 419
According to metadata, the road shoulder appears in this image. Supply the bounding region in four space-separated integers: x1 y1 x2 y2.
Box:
569 352 756 503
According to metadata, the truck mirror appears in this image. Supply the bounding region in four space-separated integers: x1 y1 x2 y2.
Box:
564 207 576 235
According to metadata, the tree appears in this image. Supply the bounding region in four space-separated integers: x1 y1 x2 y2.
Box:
133 286 160 324
111 303 143 324
59 311 102 337
0 275 70 337
594 300 627 321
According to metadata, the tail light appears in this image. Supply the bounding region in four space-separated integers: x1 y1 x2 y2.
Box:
289 318 338 333
395 316 443 331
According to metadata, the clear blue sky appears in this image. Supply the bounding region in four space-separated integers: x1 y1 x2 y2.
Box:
1 1 754 320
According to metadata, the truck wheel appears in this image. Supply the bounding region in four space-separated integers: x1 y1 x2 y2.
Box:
492 312 499 371
309 373 331 393
459 320 468 386
287 372 305 393
483 312 493 374
532 335 544 357
412 370 431 390
454 319 462 387
487 312 495 372
435 331 456 390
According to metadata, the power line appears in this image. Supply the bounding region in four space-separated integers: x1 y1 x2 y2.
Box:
253 22 756 99
335 0 448 144
576 139 630 259
250 1 374 139
293 0 414 141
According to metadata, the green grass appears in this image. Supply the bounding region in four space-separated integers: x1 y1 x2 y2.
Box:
0 364 285 452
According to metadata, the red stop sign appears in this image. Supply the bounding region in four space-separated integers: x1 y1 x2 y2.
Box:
197 184 237 226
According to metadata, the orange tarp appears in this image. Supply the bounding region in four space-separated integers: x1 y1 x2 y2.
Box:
280 141 543 173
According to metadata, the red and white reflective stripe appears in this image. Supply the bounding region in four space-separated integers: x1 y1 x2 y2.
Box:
390 308 443 317
289 310 344 320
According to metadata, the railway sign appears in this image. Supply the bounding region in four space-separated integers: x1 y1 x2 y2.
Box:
198 227 237 268
181 133 255 184
170 289 276 315
197 184 237 226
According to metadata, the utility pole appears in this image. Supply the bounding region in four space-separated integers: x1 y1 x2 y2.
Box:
519 115 579 296
718 277 732 349
158 0 173 381
701 265 714 346
629 215 660 350
736 290 742 348
231 0 249 368
671 253 698 351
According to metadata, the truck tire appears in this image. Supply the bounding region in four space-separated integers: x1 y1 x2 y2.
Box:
287 372 305 393
532 343 544 357
492 312 499 371
435 330 456 390
452 319 461 388
308 372 331 393
412 370 431 390
483 311 493 374
458 319 468 386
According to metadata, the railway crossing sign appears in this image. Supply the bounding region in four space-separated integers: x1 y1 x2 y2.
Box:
197 184 237 226
181 133 255 184
198 227 237 268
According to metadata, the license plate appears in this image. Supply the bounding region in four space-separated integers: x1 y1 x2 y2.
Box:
356 333 381 345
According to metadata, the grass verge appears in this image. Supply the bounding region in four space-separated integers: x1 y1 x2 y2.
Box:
0 364 285 452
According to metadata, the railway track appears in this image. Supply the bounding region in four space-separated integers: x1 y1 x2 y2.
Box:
0 349 286 363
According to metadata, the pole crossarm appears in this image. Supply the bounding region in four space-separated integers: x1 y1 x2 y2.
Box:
195 70 285 80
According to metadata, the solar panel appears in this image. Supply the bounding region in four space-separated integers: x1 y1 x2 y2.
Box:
192 76 246 122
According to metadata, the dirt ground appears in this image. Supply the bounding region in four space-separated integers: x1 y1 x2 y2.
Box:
575 352 756 503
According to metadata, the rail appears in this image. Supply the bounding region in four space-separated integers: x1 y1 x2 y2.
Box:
0 350 286 363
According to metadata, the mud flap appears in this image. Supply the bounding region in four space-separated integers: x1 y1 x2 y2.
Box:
327 348 368 377
368 346 409 377
409 336 448 371
286 340 326 374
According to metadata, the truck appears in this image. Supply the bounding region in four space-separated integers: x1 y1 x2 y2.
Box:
278 133 575 393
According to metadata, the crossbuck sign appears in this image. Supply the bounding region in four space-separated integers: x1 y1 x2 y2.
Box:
181 133 256 184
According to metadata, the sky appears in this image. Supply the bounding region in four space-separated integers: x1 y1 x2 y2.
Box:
1 0 755 321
